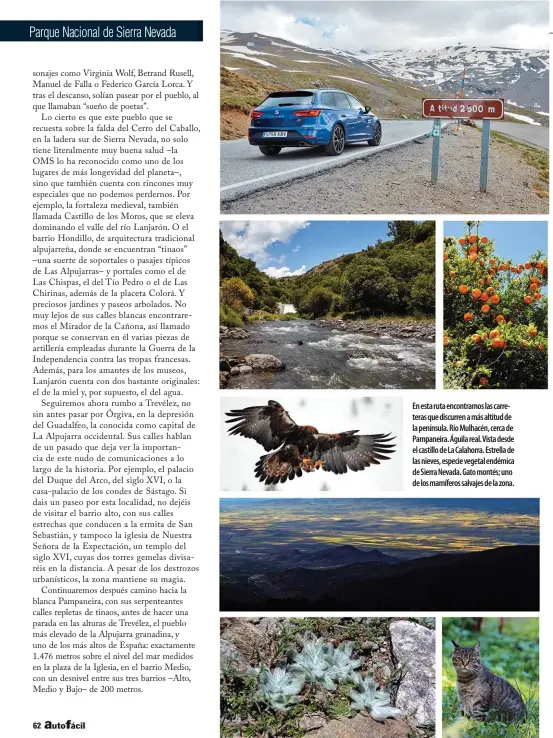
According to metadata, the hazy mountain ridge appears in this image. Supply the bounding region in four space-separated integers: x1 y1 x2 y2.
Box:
220 544 539 611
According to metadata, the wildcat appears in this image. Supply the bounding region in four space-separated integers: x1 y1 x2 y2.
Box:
451 640 525 723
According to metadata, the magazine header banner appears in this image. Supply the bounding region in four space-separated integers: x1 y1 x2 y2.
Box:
0 21 203 42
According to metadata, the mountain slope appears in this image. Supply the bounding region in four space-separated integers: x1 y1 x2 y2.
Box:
220 31 548 138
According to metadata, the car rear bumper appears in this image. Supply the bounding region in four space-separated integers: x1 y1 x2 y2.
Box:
248 127 331 147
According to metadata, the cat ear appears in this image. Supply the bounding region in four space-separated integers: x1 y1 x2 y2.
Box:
474 641 481 654
451 640 460 649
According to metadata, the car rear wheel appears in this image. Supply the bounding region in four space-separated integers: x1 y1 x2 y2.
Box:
324 125 345 156
259 145 282 156
368 122 382 147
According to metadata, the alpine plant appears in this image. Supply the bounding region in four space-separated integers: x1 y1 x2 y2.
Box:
349 675 403 721
257 666 305 712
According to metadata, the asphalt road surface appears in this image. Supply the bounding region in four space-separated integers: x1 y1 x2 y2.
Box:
221 119 442 201
475 120 549 150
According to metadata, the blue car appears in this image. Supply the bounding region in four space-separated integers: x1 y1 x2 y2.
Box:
248 88 382 156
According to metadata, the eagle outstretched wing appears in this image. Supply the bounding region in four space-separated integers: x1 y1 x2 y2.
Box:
313 432 396 474
225 400 297 451
254 445 304 485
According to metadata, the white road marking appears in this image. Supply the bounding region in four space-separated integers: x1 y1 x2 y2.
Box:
221 131 433 192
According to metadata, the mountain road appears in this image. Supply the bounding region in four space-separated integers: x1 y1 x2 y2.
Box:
220 119 444 202
475 120 549 150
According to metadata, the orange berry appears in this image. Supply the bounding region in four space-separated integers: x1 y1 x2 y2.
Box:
492 338 505 349
490 295 500 305
535 293 542 300
450 271 457 278
489 258 495 265
489 330 500 339
528 327 538 337
480 293 489 302
519 341 529 349
480 237 488 244
443 335 450 346
495 315 506 324
469 253 478 262
538 344 545 351
479 377 488 386
459 284 469 294
469 235 477 244
459 238 466 246
525 262 532 270
511 266 518 273
471 288 482 299
464 312 473 321
481 304 490 313
469 244 478 254
471 334 481 343
443 252 448 261
524 296 534 305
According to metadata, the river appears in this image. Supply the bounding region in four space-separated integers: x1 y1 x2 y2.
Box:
221 319 435 389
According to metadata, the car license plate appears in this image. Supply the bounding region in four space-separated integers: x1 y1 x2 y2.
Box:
262 131 288 138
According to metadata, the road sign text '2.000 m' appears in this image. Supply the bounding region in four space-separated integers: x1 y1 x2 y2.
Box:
422 98 504 120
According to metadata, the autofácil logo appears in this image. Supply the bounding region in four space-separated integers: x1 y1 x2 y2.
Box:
43 721 85 730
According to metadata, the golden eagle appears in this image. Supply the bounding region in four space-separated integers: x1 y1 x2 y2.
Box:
226 400 396 485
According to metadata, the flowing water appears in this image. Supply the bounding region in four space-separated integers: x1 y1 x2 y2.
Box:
222 319 435 389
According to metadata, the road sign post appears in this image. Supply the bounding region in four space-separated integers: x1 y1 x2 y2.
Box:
431 119 441 184
480 119 491 193
422 98 503 189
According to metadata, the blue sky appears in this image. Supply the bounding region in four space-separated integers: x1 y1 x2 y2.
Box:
220 220 393 277
445 221 548 264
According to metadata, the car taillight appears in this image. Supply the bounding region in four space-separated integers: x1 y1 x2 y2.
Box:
251 111 263 118
295 109 321 117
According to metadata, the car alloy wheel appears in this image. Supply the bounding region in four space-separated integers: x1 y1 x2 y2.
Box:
369 123 382 147
333 125 345 153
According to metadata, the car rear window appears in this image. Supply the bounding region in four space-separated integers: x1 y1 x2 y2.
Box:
259 91 314 108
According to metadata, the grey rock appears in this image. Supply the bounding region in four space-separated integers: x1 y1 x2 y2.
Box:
390 620 435 727
219 371 229 388
299 713 327 731
308 714 409 738
244 354 285 372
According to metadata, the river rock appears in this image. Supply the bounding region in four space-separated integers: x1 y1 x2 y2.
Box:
220 358 231 373
230 365 252 376
308 715 409 738
244 354 285 372
390 620 435 726
219 371 229 388
224 328 250 339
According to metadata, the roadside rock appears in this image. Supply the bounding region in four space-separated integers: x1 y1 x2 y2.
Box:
309 715 409 738
244 354 285 372
390 621 435 727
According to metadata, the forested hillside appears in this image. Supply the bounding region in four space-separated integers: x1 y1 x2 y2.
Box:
220 221 435 326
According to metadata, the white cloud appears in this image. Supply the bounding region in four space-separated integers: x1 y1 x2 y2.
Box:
263 264 307 277
220 220 310 264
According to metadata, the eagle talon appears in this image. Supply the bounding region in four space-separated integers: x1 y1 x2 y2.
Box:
314 460 324 469
302 457 315 472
